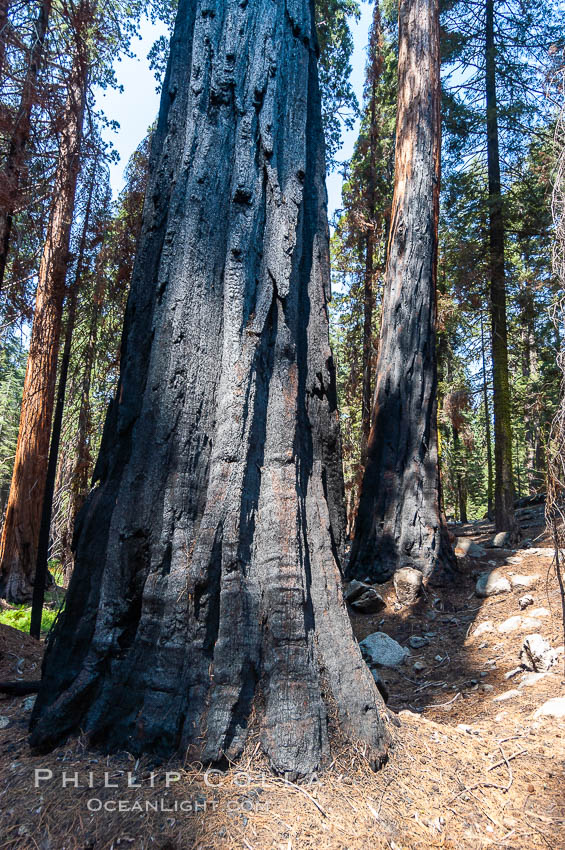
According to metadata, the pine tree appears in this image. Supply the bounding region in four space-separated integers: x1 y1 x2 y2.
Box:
441 0 563 533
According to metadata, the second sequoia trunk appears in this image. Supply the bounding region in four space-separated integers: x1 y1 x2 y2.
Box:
30 0 390 776
348 0 455 584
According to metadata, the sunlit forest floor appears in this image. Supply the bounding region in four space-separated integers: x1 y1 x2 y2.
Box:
0 507 563 849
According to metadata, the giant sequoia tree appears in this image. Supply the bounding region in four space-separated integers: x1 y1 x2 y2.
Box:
0 5 89 603
347 0 455 583
30 0 390 776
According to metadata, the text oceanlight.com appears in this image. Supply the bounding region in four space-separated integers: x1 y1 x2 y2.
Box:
33 769 281 815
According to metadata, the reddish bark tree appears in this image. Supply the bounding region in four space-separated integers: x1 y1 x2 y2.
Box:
348 0 456 584
0 0 52 292
0 20 88 602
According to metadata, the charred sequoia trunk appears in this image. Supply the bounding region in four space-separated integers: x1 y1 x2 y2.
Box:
347 0 456 584
0 0 52 292
361 69 379 455
362 231 375 451
0 41 87 603
30 0 390 777
485 0 517 536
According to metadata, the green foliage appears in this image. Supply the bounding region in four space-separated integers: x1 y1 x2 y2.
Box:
437 132 558 517
441 0 564 170
316 0 360 168
0 604 58 635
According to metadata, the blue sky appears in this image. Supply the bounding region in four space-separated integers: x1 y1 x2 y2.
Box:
96 1 375 218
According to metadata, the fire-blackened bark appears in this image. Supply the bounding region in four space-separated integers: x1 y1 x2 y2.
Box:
30 0 390 777
485 0 516 536
347 0 456 584
0 35 87 603
0 0 52 292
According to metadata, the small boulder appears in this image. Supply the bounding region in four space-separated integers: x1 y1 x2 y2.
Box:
493 689 521 702
498 615 542 634
490 531 511 548
455 538 486 558
359 632 410 668
472 620 494 637
349 587 386 614
343 579 370 603
504 667 522 680
510 574 539 590
408 635 429 649
473 620 494 637
519 634 558 672
413 661 426 672
519 594 534 610
529 607 550 618
519 671 550 688
344 579 386 613
393 567 422 604
533 698 565 719
0 716 10 730
476 572 511 597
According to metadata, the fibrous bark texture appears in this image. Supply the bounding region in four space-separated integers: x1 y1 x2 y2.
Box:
0 40 87 603
30 0 389 777
347 0 456 584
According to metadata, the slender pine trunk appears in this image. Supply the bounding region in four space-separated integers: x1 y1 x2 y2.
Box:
485 0 517 536
62 260 105 575
58 163 98 575
452 425 468 523
481 312 494 518
362 232 375 449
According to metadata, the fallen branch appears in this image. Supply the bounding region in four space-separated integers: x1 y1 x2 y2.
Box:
0 681 41 696
486 748 527 775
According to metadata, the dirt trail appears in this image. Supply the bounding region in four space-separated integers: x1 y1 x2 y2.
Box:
0 506 563 849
